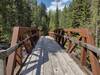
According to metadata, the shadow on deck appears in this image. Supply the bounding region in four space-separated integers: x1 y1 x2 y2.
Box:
20 36 85 75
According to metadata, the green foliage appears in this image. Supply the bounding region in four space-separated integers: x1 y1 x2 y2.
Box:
0 0 33 42
32 2 50 35
0 0 100 45
69 0 91 28
48 11 56 31
55 6 59 28
15 0 32 26
60 5 72 28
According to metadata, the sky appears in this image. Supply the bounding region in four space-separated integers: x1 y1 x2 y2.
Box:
37 0 72 12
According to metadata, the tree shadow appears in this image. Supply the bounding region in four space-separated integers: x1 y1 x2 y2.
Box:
20 36 63 75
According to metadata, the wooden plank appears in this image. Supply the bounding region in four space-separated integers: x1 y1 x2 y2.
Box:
42 50 54 75
49 53 64 75
20 49 41 75
20 36 86 75
55 51 75 75
44 36 75 75
20 36 45 75
43 36 85 75
20 54 32 74
33 49 44 75
60 50 85 75
26 51 38 75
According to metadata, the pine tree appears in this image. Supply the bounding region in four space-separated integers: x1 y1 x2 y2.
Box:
40 3 50 35
15 0 32 26
70 0 91 28
32 2 50 35
0 0 33 42
0 0 9 30
55 5 59 29
91 0 100 47
48 10 56 31
61 5 72 28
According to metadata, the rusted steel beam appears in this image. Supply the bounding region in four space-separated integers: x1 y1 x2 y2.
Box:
67 32 72 52
51 28 100 75
65 29 100 75
86 32 100 75
23 39 32 54
0 33 38 58
0 26 40 75
6 27 20 75
62 38 67 47
68 36 82 53
81 37 87 65
64 28 88 37
16 47 22 66
68 44 77 53
49 31 100 55
60 30 65 47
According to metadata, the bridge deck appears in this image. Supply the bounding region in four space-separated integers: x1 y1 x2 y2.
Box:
20 36 85 75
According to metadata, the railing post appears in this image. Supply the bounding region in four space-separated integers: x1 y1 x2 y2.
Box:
6 27 20 75
87 32 100 75
57 29 61 44
68 36 82 53
67 32 72 52
58 29 61 44
61 29 65 47
54 29 57 41
81 37 87 65
24 39 32 54
16 47 22 66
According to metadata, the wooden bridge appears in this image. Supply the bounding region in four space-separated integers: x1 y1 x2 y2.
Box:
0 27 100 75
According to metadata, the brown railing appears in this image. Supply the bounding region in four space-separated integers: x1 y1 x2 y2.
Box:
0 27 39 75
49 28 100 75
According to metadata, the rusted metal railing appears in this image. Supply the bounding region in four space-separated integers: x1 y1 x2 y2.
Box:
49 28 100 75
0 27 39 75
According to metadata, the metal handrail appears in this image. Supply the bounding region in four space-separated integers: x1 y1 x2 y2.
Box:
49 32 100 56
49 29 100 75
0 33 38 59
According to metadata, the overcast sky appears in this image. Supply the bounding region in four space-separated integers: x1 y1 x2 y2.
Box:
37 0 72 12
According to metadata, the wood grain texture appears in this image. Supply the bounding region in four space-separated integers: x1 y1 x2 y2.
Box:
20 36 86 75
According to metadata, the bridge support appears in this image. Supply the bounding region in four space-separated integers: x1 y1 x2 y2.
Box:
51 28 100 75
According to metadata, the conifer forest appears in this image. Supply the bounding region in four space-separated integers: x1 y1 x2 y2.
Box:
0 0 100 48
